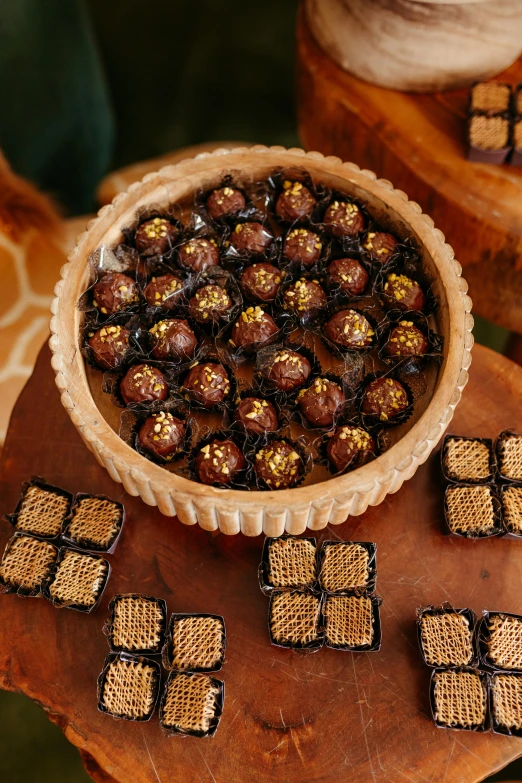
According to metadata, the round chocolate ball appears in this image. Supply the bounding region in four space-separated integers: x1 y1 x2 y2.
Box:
138 411 186 460
92 272 138 315
144 274 183 309
324 309 375 349
326 425 375 473
177 237 219 272
230 307 279 350
195 438 246 485
240 263 282 303
135 217 178 256
88 324 130 370
254 440 303 489
120 364 168 405
363 232 398 262
182 362 231 409
275 180 317 222
206 187 246 219
383 273 425 311
149 319 198 361
297 378 344 428
324 200 365 237
283 228 322 265
283 278 327 317
189 284 232 324
362 378 409 422
230 222 273 254
327 258 369 296
384 321 428 357
235 397 279 436
263 349 312 392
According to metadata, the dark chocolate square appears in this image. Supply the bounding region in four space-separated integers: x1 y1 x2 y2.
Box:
7 478 72 540
159 671 224 737
97 653 160 721
162 613 226 672
268 590 323 650
62 493 124 552
417 607 476 668
441 435 494 484
0 533 58 597
318 540 376 595
106 593 167 655
258 535 317 594
43 547 110 612
430 668 488 731
491 672 522 736
323 594 381 651
444 484 502 538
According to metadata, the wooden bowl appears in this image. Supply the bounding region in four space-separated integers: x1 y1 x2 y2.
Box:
49 146 473 536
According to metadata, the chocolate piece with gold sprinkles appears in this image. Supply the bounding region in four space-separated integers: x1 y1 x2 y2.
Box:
324 309 375 350
92 272 139 315
88 325 130 369
327 257 368 296
276 180 317 222
135 217 178 256
177 237 219 272
240 263 281 303
195 438 246 485
283 228 322 265
297 378 344 428
383 273 425 312
182 362 231 409
283 278 327 318
263 349 312 393
230 306 279 350
120 364 168 405
189 284 233 324
326 425 375 473
138 412 186 461
384 320 428 357
324 200 365 237
254 440 303 489
149 319 198 361
363 231 398 262
235 396 279 436
229 221 273 254
206 186 246 218
362 377 409 422
144 274 183 310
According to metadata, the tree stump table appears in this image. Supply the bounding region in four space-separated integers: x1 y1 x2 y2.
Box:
1 341 522 783
296 7 522 338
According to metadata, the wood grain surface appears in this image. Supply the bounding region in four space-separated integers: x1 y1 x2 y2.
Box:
1 341 522 783
296 8 522 334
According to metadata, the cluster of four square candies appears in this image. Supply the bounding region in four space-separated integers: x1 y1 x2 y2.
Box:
259 536 381 652
97 595 226 737
0 477 123 610
441 431 522 539
418 605 522 735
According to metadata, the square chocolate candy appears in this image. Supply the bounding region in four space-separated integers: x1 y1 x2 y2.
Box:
43 547 110 612
7 478 72 540
441 435 494 484
162 613 226 672
0 533 58 597
417 607 476 668
496 430 522 482
470 82 512 115
501 485 522 536
479 611 522 672
430 668 488 731
259 535 317 594
323 594 381 651
318 540 376 595
268 590 323 650
444 484 502 538
62 493 124 552
159 671 224 737
490 672 522 736
467 115 510 164
106 594 167 655
97 653 160 721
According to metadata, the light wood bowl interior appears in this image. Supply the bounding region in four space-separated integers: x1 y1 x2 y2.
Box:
49 146 473 536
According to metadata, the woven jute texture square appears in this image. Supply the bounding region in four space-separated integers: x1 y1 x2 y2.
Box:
470 82 511 114
433 670 486 728
49 550 107 607
267 538 316 588
469 116 509 151
0 535 56 590
486 614 522 670
491 674 522 730
446 485 496 536
502 486 522 535
16 485 69 538
101 658 157 719
324 595 374 648
498 435 522 481
320 543 369 592
112 596 164 652
420 613 474 667
67 496 121 549
443 438 491 482
270 592 321 646
161 673 219 733
170 616 224 670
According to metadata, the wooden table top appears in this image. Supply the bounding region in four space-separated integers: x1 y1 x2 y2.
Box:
1 341 522 783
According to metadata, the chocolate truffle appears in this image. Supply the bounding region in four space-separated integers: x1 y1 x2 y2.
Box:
324 200 365 237
240 263 281 303
149 319 198 361
88 325 130 369
275 180 317 222
120 364 168 405
230 307 279 350
327 258 368 296
189 285 232 324
324 309 375 349
363 232 399 262
135 217 178 256
297 378 344 428
263 350 312 392
283 229 322 265
254 440 303 489
362 378 409 422
138 411 186 460
383 273 425 311
195 439 245 485
235 397 279 436
177 237 219 272
384 321 428 357
92 272 138 315
206 186 246 219
283 279 327 317
326 426 375 473
182 362 231 409
144 274 183 309
230 222 273 254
